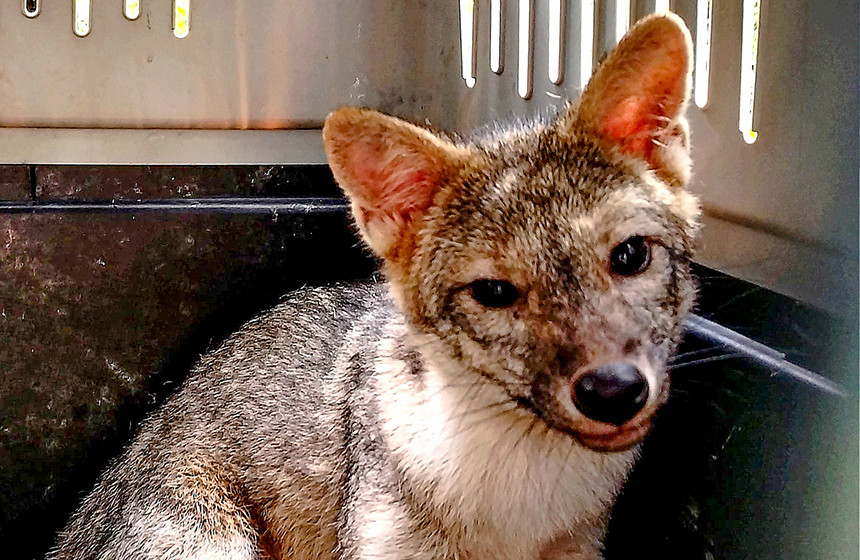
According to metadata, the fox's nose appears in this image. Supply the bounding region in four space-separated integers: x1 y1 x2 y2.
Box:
572 364 649 426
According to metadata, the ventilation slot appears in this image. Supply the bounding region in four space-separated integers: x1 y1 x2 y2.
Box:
22 0 40 18
694 0 712 108
614 0 630 43
490 0 505 74
173 0 191 39
456 0 755 142
517 0 534 99
124 0 141 21
548 0 565 85
739 0 761 143
73 0 92 37
460 0 478 87
580 0 596 89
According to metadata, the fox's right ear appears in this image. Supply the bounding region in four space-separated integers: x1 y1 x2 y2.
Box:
565 13 693 186
323 107 470 258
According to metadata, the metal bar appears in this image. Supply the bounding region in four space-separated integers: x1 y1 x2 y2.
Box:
684 314 847 398
0 197 349 215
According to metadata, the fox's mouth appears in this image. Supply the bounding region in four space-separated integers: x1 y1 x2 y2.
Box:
512 395 653 452
571 420 652 452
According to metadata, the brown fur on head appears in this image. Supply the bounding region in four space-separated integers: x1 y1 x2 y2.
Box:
324 13 699 452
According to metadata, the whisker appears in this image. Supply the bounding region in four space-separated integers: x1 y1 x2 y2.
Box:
667 389 731 417
481 408 534 459
670 346 729 363
462 406 520 433
511 416 541 456
669 353 746 370
414 368 486 405
451 377 492 434
451 399 516 422
672 378 749 398
456 409 533 465
705 286 763 314
549 435 578 499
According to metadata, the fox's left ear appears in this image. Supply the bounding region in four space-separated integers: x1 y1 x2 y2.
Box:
567 13 693 186
323 107 472 259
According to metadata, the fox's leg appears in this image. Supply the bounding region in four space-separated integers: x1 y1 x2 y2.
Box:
49 454 264 560
539 541 604 560
538 519 610 560
340 479 451 560
345 497 608 560
50 503 263 560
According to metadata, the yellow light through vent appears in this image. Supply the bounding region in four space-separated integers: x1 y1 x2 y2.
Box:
124 0 141 21
173 0 191 39
517 0 533 99
490 0 504 74
739 0 761 143
548 0 564 85
459 0 477 87
579 0 594 89
73 0 91 37
614 0 630 44
694 0 713 108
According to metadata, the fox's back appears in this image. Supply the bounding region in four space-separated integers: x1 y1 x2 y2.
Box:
51 283 387 560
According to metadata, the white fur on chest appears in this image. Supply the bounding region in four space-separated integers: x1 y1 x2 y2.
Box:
373 325 637 558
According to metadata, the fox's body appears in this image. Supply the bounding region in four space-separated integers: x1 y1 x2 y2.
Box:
52 284 635 559
51 14 699 560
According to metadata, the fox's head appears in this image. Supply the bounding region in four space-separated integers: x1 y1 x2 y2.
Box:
323 14 699 452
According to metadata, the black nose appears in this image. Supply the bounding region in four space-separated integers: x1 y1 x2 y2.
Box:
571 364 649 426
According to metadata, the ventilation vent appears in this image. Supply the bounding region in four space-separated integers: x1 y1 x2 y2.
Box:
459 0 760 143
73 0 91 37
123 0 141 21
18 1 191 38
739 0 761 143
22 0 40 19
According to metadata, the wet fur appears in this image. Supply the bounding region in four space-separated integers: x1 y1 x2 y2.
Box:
50 14 699 560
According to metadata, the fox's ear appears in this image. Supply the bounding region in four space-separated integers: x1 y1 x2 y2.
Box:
569 13 693 186
323 107 469 257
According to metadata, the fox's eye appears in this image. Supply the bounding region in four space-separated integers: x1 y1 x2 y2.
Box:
469 280 520 308
610 236 651 276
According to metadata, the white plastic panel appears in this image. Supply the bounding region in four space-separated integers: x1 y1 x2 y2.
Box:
0 1 461 129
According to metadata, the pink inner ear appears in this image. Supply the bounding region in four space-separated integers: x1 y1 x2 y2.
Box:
600 96 658 158
346 140 439 219
584 17 690 166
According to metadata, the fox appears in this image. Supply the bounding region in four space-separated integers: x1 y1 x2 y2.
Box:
49 13 700 560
